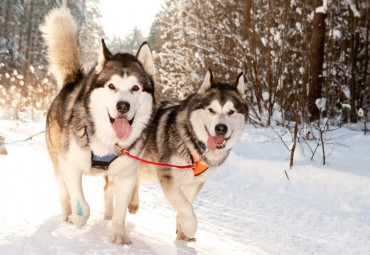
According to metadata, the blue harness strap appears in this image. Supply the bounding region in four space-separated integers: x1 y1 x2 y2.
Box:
91 153 118 170
85 126 118 170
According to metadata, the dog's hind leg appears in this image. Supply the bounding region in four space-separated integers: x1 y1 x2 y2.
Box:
54 168 72 222
128 163 153 214
128 181 140 214
159 173 198 240
175 182 204 241
47 123 72 221
51 155 71 221
104 176 114 220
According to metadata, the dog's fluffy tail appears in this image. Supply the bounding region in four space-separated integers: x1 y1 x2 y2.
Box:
40 6 83 88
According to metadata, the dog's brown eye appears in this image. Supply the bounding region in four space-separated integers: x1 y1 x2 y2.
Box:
228 110 235 115
132 85 140 92
208 108 215 114
108 83 115 90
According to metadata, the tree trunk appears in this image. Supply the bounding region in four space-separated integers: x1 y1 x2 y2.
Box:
290 110 299 169
24 0 34 79
267 0 273 126
0 3 3 38
242 0 252 41
308 0 326 121
3 0 11 45
243 0 263 116
362 3 370 115
350 32 359 123
25 1 34 61
301 1 309 121
18 0 26 53
349 0 360 123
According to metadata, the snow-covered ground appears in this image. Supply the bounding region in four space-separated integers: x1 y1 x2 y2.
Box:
1 119 370 254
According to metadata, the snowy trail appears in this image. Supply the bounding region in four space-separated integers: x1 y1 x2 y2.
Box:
1 120 370 254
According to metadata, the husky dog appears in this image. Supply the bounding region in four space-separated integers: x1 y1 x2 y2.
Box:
40 6 155 245
127 70 248 241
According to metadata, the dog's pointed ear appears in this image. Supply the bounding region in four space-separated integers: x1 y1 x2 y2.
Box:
136 42 154 76
198 69 213 94
235 72 245 98
96 39 112 72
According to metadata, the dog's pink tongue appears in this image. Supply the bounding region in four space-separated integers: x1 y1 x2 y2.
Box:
112 118 131 140
207 136 226 151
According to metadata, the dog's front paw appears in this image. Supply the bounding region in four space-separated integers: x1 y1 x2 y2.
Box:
67 202 90 227
178 212 197 239
128 203 139 214
111 222 132 245
62 213 71 222
176 229 197 242
104 210 113 220
111 234 132 245
68 212 89 228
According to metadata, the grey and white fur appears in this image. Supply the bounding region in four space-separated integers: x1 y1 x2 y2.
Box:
126 70 248 241
40 5 155 245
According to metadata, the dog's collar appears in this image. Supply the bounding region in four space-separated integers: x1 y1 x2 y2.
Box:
85 126 118 170
91 153 118 170
198 141 207 151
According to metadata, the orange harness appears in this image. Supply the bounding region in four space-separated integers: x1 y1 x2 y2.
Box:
191 154 209 176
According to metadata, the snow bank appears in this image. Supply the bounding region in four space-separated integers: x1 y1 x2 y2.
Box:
1 120 370 254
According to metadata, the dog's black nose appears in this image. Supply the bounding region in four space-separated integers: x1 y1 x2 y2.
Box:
116 101 130 114
215 124 228 136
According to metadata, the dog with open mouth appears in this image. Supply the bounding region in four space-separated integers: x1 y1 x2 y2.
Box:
41 5 155 245
126 69 248 241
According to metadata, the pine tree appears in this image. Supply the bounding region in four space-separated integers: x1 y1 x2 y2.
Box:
0 0 105 118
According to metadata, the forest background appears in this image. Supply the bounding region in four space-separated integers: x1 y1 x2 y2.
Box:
0 0 369 129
